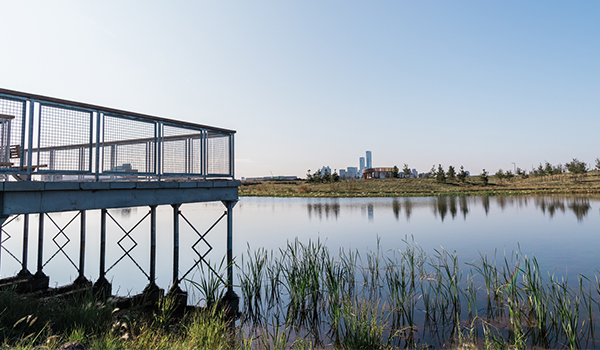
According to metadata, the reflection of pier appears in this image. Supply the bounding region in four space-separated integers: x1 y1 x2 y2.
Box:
0 88 239 307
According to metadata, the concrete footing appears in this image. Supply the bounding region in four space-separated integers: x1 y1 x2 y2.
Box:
0 272 49 293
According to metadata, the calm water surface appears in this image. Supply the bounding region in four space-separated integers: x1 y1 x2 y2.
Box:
1 195 598 296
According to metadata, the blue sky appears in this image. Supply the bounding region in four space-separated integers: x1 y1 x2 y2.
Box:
1 1 598 177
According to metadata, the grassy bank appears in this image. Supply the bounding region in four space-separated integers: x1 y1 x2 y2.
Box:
240 171 600 197
3 239 600 349
0 288 235 350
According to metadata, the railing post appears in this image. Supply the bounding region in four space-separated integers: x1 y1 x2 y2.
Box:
88 111 94 175
18 102 27 170
95 112 102 181
203 130 207 178
26 101 35 180
157 123 162 180
230 134 235 178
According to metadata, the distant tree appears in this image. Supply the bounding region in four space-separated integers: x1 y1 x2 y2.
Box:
480 169 489 186
516 167 524 176
313 169 322 183
447 165 456 180
516 167 529 178
306 169 313 182
566 158 588 175
457 165 468 183
322 168 331 182
535 163 545 176
596 157 600 171
429 165 436 178
544 161 553 176
332 169 340 182
495 169 505 180
505 170 515 179
402 164 411 178
392 165 399 178
436 164 446 183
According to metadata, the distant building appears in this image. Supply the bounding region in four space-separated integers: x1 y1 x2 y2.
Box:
339 169 347 178
321 166 331 175
366 151 372 169
347 167 359 179
362 167 394 179
359 157 365 175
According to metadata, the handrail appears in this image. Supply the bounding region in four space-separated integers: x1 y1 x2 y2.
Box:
0 88 235 134
0 88 235 181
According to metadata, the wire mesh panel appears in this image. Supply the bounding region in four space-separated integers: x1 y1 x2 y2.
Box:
102 114 156 175
0 89 235 180
38 104 92 173
0 97 24 170
207 132 230 175
162 124 204 175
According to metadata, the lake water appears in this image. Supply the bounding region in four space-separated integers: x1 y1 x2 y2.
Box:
1 195 599 296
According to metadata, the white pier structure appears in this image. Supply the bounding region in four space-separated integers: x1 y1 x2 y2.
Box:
0 88 239 305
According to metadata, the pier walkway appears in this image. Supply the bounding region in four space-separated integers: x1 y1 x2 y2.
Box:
0 88 239 306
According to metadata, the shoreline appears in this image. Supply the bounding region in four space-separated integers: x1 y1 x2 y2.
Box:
239 172 600 198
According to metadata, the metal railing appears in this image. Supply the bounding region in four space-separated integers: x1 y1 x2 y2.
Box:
0 88 235 181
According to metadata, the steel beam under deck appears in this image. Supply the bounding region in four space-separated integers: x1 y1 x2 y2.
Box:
0 180 240 217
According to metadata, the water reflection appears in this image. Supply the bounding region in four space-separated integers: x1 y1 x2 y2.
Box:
569 198 591 222
307 201 340 220
459 196 468 219
306 195 599 223
392 199 400 220
404 198 412 220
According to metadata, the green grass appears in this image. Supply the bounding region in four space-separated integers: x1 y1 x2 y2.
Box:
240 171 600 198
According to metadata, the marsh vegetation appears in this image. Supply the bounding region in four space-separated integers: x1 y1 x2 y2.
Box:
3 238 600 349
236 238 600 349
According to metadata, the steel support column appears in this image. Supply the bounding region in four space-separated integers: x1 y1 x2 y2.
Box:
223 200 238 294
100 209 106 280
149 205 157 286
167 203 187 309
32 213 49 289
172 204 180 288
36 214 44 275
93 208 110 297
75 210 87 285
18 214 30 276
143 205 161 301
221 200 239 316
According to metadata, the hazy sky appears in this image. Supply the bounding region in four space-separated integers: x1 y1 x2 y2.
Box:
1 1 598 178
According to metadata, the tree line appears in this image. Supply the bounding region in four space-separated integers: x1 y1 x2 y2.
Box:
305 157 599 184
305 168 340 183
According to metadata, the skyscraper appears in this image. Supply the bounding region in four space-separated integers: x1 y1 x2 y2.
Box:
359 157 365 174
366 151 372 169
